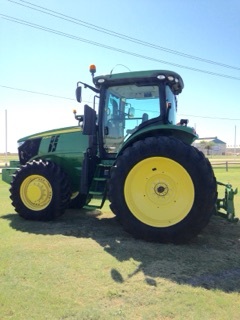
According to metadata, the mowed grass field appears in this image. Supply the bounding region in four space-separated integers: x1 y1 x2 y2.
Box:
0 158 240 319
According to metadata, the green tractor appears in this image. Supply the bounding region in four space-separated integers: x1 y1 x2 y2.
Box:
2 65 237 243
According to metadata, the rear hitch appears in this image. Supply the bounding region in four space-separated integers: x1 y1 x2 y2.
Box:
216 182 238 222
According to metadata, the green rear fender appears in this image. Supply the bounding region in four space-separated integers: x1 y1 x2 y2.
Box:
118 124 198 155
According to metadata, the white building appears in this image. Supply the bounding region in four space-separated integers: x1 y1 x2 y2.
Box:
193 137 226 155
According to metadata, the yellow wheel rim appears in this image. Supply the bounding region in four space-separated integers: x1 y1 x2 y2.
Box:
124 157 195 227
20 175 53 211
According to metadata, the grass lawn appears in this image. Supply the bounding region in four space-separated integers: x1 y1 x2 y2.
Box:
0 166 240 320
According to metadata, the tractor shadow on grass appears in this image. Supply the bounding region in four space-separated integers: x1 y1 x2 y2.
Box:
2 208 240 293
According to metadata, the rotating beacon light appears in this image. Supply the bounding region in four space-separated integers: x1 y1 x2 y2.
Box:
89 64 96 78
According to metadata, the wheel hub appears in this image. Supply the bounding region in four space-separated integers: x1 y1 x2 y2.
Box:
154 183 168 196
146 175 176 205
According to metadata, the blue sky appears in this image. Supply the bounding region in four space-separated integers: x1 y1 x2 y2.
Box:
1 0 240 152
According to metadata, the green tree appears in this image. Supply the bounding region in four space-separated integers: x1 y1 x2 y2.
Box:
199 140 215 155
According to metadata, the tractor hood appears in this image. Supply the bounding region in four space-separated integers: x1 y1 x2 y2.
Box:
18 126 82 143
17 126 86 165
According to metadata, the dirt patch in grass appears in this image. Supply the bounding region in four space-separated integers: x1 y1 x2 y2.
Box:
2 206 240 294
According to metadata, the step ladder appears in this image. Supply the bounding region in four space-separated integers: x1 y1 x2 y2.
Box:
84 161 113 209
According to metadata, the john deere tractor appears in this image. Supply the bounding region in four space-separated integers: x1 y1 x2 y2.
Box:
2 65 237 243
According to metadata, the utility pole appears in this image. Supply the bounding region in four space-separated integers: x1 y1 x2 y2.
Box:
5 109 8 166
234 125 236 155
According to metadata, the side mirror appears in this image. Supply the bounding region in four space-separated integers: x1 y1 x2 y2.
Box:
128 107 135 118
83 104 97 135
76 86 82 103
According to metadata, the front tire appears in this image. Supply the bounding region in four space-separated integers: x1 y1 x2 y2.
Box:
10 160 71 220
69 192 91 209
108 136 217 243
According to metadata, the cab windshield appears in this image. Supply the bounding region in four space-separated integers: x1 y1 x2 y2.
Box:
103 84 160 153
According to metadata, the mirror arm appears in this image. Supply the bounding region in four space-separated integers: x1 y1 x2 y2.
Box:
77 81 100 94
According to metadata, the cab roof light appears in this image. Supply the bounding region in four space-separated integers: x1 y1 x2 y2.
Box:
167 76 174 81
97 78 105 84
157 74 178 82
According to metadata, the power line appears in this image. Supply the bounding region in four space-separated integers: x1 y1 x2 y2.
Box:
1 14 240 81
1 85 239 121
179 113 240 121
8 0 240 72
0 85 75 101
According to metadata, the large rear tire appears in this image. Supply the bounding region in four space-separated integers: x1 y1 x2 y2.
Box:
108 136 217 243
10 160 71 220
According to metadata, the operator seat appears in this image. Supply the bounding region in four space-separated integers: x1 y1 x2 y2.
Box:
142 113 149 123
107 100 122 138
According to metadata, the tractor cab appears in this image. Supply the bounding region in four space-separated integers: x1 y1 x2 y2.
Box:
101 83 176 154
76 65 188 158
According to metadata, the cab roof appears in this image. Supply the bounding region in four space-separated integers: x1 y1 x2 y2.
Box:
93 70 184 95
